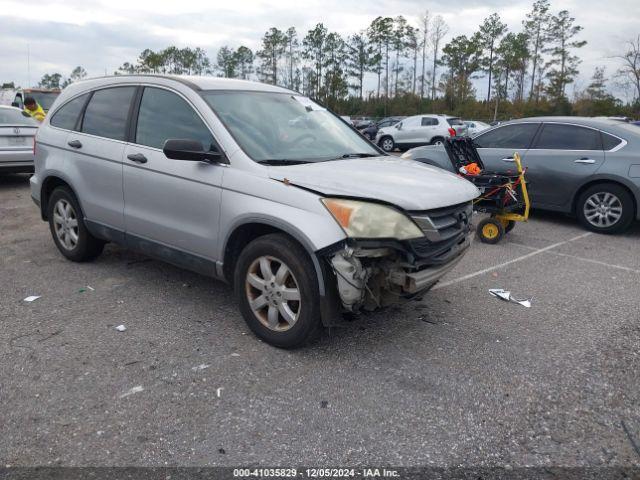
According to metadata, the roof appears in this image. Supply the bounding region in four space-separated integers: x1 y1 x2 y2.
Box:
507 116 625 128
72 74 295 94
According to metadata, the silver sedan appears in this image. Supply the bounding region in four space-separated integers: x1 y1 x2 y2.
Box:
0 105 38 174
401 116 640 234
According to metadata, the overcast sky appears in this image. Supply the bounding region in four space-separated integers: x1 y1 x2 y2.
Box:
0 0 638 100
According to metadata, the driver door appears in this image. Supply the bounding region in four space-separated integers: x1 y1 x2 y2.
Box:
123 86 225 263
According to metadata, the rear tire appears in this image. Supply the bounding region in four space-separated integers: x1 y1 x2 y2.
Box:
47 187 105 262
234 234 322 349
576 183 634 234
430 137 445 146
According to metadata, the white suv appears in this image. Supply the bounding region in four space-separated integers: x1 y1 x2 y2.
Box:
376 114 467 152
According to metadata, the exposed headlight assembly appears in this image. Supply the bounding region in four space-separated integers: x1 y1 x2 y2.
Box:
322 198 423 240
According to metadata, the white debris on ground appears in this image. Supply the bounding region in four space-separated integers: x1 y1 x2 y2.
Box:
119 385 144 398
115 325 127 332
192 364 210 371
489 288 532 308
23 295 41 302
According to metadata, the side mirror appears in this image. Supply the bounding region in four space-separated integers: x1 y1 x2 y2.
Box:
11 102 20 108
395 123 402 130
163 139 228 164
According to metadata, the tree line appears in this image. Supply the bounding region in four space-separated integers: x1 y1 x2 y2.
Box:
21 1 640 119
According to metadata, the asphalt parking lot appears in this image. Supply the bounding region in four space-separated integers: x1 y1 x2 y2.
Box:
1 172 640 468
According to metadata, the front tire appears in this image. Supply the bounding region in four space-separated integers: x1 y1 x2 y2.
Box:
47 187 105 262
576 183 634 234
234 234 322 348
378 136 395 152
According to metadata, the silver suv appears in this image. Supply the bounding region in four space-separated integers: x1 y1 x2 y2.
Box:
376 114 468 152
30 75 478 348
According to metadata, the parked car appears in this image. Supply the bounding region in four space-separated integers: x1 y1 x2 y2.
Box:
401 117 640 234
464 120 490 136
30 75 479 348
361 116 404 140
375 114 467 152
13 88 61 111
0 105 38 174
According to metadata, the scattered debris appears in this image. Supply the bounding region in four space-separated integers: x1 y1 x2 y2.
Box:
115 325 127 332
119 385 144 398
320 400 329 408
230 353 241 357
218 448 226 454
79 285 96 293
23 295 41 302
216 387 223 398
192 364 210 372
489 289 532 308
96 430 104 436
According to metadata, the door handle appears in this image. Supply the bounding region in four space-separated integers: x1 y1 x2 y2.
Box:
574 158 595 164
127 153 148 164
67 140 82 149
501 157 515 162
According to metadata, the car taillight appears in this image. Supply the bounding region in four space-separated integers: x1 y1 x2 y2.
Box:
448 127 456 137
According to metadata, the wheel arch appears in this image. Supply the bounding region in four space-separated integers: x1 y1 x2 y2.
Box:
221 217 326 295
39 174 82 221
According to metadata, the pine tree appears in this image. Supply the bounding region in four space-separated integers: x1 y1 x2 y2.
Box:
523 0 550 102
478 13 508 102
544 10 586 103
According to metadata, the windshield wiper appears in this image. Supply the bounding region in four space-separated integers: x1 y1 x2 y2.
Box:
257 159 312 166
337 153 379 159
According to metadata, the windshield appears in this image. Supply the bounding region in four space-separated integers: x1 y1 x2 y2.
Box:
0 108 39 126
202 91 378 163
28 92 59 110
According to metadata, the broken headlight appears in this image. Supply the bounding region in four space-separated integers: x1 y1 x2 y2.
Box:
322 198 423 240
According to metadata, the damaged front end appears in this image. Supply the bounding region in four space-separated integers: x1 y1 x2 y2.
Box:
321 201 472 313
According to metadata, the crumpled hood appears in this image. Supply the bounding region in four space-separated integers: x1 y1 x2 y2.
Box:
268 157 479 210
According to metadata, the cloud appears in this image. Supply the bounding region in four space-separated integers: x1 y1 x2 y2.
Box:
0 0 637 100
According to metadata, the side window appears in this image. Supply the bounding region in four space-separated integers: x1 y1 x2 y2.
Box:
474 123 539 149
421 117 437 126
403 117 420 127
135 87 215 151
534 124 601 150
50 93 89 130
601 132 623 151
81 87 136 141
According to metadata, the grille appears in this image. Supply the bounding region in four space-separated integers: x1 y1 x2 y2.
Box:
408 202 472 264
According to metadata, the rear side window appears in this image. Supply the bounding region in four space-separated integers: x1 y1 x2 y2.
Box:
447 117 463 126
50 94 89 130
81 87 136 141
601 132 623 151
534 124 601 150
474 123 539 149
135 87 215 151
421 117 438 126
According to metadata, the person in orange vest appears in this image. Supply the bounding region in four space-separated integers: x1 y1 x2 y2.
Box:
23 96 46 122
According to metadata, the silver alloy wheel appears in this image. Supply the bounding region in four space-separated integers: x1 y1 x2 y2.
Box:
583 192 623 228
381 138 394 151
245 255 301 332
433 139 444 146
53 199 79 251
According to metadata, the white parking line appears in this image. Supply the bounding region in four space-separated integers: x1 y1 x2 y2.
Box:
510 242 640 274
432 232 593 290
